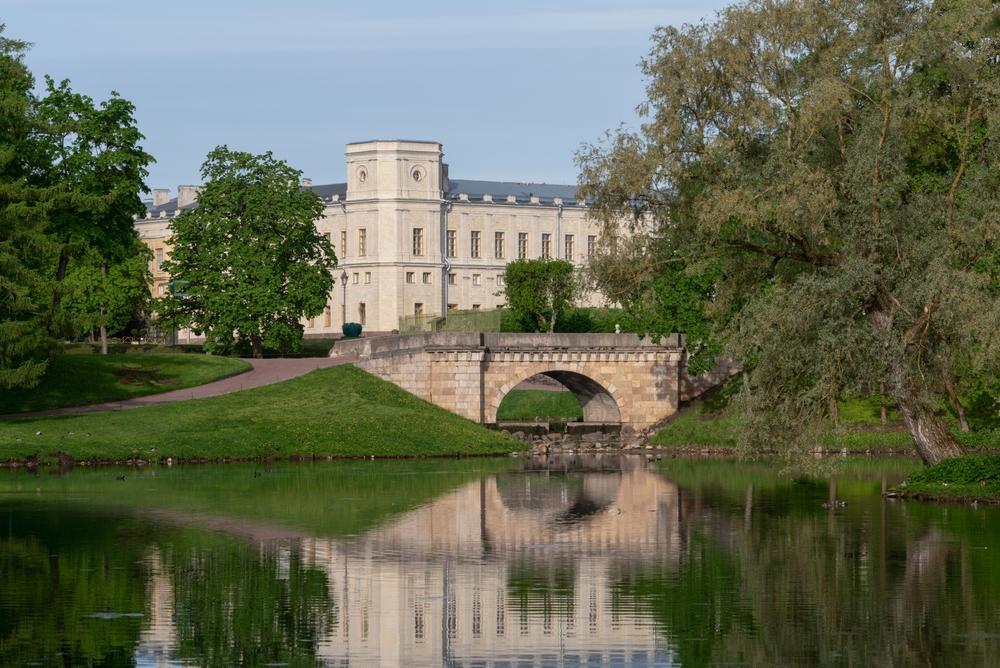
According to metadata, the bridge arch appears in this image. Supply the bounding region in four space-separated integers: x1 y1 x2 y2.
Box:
486 368 622 425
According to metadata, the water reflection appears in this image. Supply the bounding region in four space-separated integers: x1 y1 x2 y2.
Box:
2 455 999 666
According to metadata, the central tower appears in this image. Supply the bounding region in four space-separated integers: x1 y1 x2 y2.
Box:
345 140 444 201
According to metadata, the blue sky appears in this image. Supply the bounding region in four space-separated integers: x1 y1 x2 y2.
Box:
6 0 728 190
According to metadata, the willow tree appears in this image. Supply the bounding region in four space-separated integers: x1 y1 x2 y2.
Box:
579 0 1000 465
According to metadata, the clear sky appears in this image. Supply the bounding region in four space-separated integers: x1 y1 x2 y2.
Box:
6 0 729 190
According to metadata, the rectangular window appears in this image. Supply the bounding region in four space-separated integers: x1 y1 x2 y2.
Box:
307 317 314 329
414 303 424 316
448 303 458 312
412 228 424 256
472 273 481 286
155 248 164 270
518 233 528 259
497 274 505 287
541 233 551 259
358 302 366 325
364 271 371 284
494 231 505 259
340 230 347 257
406 271 415 284
448 273 456 285
472 304 481 310
352 272 359 284
446 230 456 258
422 272 431 284
471 230 481 259
564 234 574 260
358 228 367 257
587 234 596 257
324 307 331 327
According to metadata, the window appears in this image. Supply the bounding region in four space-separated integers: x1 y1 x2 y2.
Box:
497 274 505 287
412 228 424 256
155 248 164 270
358 302 366 325
364 272 371 284
564 234 574 260
472 273 481 286
340 230 347 257
471 231 481 258
308 317 314 329
472 304 481 310
448 273 456 285
406 271 415 284
156 284 165 296
324 307 331 327
358 228 367 256
414 303 424 316
422 272 431 284
518 232 528 259
446 230 456 258
448 303 458 312
494 231 505 259
541 233 551 259
352 272 359 284
587 234 596 257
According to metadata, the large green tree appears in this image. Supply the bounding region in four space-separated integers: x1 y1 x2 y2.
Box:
161 147 336 357
503 259 576 333
579 0 1000 465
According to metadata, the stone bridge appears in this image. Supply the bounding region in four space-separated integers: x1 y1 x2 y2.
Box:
333 332 686 430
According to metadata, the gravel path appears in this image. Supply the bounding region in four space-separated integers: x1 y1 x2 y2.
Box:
1 355 356 420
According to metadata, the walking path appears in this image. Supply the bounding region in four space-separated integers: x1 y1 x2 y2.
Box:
1 355 355 420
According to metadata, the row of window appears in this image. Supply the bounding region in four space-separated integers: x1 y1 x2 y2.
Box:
347 271 505 287
334 228 597 260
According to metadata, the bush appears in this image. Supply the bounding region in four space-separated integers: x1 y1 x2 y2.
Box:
906 455 1000 486
342 322 363 338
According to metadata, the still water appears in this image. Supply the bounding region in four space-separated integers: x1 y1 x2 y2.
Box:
0 455 998 667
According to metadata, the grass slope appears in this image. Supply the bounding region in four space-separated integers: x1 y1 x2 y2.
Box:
0 352 250 414
496 389 583 421
894 455 1000 502
0 365 521 463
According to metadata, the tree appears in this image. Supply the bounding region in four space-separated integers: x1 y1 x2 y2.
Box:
161 147 336 357
61 241 151 353
578 0 1000 465
0 26 54 389
503 259 576 333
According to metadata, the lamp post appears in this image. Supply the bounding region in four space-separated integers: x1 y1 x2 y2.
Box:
340 270 348 325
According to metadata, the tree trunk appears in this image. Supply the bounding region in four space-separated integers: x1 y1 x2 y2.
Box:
99 262 109 355
942 374 970 433
879 382 888 427
828 395 839 427
891 387 964 465
250 334 264 359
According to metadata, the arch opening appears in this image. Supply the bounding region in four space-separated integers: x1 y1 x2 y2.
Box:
494 370 621 424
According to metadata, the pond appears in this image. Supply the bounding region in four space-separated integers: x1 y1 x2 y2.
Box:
1 455 998 666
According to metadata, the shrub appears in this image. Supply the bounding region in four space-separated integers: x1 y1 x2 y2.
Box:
342 322 363 338
906 455 1000 486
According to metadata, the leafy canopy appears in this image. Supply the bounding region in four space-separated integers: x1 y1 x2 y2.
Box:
578 0 1000 464
161 147 336 356
503 259 576 333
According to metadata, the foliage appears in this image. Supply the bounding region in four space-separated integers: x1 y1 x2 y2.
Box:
503 259 575 332
578 0 1000 465
0 352 249 414
899 455 1000 500
0 365 521 462
59 241 151 341
342 322 362 338
160 147 336 357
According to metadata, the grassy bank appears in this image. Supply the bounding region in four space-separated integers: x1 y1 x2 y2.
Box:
652 395 998 452
496 389 582 422
0 365 521 464
0 352 250 414
891 455 1000 502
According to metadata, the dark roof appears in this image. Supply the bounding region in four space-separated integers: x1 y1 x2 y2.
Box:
140 178 584 217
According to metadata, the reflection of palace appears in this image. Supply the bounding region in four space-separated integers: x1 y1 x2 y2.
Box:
135 459 684 666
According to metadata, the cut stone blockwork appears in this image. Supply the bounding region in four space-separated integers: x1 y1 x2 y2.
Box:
334 332 685 431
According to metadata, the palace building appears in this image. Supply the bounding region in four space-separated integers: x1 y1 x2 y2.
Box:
135 139 603 335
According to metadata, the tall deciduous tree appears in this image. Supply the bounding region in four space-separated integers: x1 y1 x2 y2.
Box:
161 147 336 357
578 0 1000 465
504 259 576 333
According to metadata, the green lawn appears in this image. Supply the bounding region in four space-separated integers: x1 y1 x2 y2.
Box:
652 396 997 451
496 389 583 422
0 365 521 463
894 455 1000 502
0 352 250 414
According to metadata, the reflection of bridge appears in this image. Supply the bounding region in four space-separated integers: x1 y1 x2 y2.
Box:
334 333 686 429
137 458 685 666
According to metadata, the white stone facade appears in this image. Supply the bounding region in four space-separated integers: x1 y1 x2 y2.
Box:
135 139 603 335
